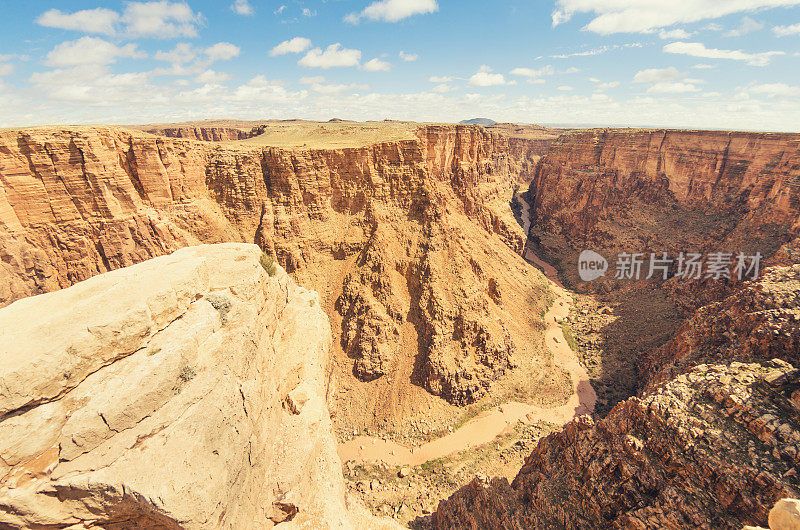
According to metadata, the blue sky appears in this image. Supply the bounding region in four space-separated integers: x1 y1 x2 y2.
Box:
0 0 799 130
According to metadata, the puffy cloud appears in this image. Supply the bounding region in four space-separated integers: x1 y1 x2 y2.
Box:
363 58 391 71
428 75 452 82
205 42 240 62
469 65 507 87
773 22 800 36
750 83 800 97
0 63 13 77
633 67 681 83
195 69 231 84
298 44 362 69
30 64 154 103
121 1 205 39
303 8 316 17
558 85 574 91
659 28 693 39
510 65 554 78
399 51 419 62
270 37 312 57
345 0 438 24
36 8 119 35
231 0 254 16
663 41 784 66
154 42 196 64
595 81 620 90
432 83 456 93
45 37 145 67
309 82 370 95
724 17 764 37
646 82 701 94
551 0 800 34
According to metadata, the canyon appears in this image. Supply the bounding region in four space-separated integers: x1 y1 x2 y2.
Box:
1 121 800 528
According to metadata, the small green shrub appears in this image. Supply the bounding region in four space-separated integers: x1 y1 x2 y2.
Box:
260 252 277 277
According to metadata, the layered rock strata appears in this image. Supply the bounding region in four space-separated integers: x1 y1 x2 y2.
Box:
0 125 549 405
433 359 800 529
0 243 389 529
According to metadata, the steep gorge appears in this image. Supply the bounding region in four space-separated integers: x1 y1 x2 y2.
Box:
0 124 562 427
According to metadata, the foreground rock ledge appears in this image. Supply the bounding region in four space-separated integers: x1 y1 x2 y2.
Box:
0 243 391 529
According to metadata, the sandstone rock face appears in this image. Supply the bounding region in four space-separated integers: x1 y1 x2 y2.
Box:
527 129 800 288
433 360 800 529
145 126 257 142
641 264 800 391
0 243 384 529
0 124 548 405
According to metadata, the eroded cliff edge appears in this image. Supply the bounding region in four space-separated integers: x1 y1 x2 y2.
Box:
0 243 393 529
0 124 563 415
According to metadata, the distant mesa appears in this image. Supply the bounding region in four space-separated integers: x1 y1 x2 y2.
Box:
459 118 497 126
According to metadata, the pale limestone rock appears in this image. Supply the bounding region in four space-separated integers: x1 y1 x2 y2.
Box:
0 243 395 529
770 499 800 530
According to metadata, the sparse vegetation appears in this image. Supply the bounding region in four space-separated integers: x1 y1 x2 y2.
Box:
260 252 277 277
206 293 232 324
561 321 579 352
179 365 197 383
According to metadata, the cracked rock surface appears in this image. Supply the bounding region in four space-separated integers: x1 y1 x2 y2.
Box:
0 243 394 529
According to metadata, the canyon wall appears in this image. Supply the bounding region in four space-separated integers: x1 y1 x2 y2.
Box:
527 129 800 287
145 126 258 142
0 125 553 407
0 244 391 528
433 359 800 529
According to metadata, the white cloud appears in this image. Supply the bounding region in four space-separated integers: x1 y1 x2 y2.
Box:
429 75 452 82
596 81 620 90
363 58 391 71
632 66 702 93
563 67 580 74
310 82 370 95
270 37 313 57
205 42 240 62
659 28 693 39
432 83 456 93
774 22 800 36
299 76 326 84
155 42 196 64
399 51 419 62
274 5 287 15
121 1 205 39
45 37 145 67
303 8 316 17
231 0 254 16
30 64 153 104
0 63 13 77
647 82 701 93
551 0 800 34
345 0 438 24
298 44 362 69
469 65 506 86
633 67 681 83
36 8 119 36
558 85 574 91
750 83 800 97
692 63 716 69
724 17 764 37
195 69 231 83
663 41 784 66
510 65 554 78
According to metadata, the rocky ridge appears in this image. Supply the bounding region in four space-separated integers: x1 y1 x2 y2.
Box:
0 124 552 410
0 243 393 529
433 359 800 529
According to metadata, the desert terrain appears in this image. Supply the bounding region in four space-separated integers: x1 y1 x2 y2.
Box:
1 119 799 528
